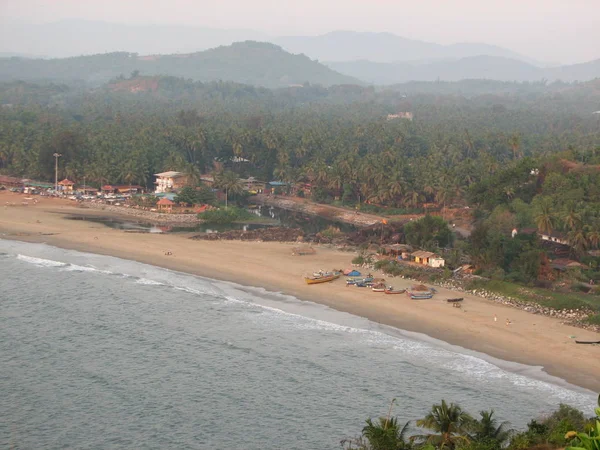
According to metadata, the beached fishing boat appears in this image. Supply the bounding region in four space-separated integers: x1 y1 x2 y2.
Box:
371 283 387 292
304 271 341 285
406 284 435 299
384 288 405 294
446 298 464 303
347 276 374 286
575 340 600 344
408 292 434 299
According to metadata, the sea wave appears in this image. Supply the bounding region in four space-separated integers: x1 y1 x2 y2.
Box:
6 241 597 411
17 254 68 267
62 264 113 274
135 278 166 286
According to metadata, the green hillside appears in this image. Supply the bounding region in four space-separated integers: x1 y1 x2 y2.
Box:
0 41 361 88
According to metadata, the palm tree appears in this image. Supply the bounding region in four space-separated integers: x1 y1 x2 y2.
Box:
586 225 600 249
564 205 582 232
534 199 554 235
182 162 202 187
568 226 588 256
362 417 412 450
214 170 243 208
508 133 521 159
469 410 512 448
414 400 473 449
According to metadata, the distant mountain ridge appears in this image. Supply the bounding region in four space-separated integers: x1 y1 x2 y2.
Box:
0 20 268 58
327 56 600 85
274 31 543 65
0 41 360 88
1 20 545 65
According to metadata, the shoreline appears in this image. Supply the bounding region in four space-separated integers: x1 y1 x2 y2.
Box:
1 192 599 393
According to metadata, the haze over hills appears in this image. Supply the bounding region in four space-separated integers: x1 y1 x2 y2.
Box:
1 20 598 86
0 20 545 65
0 20 268 58
327 56 600 85
274 31 544 65
0 41 360 88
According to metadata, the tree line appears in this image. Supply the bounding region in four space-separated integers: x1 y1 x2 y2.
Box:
342 396 600 450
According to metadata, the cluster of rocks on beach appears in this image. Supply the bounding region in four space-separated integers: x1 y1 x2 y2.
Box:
79 202 202 224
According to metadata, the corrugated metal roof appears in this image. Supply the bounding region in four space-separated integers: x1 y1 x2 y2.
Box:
154 171 184 178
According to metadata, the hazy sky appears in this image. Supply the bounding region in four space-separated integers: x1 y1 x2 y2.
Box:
1 0 599 63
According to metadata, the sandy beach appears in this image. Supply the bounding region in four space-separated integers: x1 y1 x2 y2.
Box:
1 191 599 392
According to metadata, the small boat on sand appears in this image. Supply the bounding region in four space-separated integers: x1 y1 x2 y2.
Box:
371 283 387 292
384 288 406 294
406 284 434 299
408 293 433 299
575 340 600 344
347 276 374 286
304 271 341 285
446 298 464 303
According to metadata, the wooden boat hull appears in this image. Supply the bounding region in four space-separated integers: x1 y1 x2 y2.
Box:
384 289 405 294
372 288 386 292
446 298 464 303
305 275 336 285
575 340 600 344
407 291 433 299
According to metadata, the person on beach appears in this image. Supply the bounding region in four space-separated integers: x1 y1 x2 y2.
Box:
494 314 497 322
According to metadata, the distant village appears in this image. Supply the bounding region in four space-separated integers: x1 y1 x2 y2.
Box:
0 170 295 201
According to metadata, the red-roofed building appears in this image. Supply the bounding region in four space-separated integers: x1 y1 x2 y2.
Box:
58 178 75 192
157 197 175 213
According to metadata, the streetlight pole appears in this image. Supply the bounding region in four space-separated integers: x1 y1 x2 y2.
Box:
53 153 62 192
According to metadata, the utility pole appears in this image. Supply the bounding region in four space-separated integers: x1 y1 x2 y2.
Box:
53 153 62 192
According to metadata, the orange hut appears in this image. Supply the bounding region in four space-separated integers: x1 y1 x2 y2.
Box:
157 197 175 213
58 178 75 193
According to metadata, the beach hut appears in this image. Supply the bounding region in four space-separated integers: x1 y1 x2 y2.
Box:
58 178 75 193
157 197 175 213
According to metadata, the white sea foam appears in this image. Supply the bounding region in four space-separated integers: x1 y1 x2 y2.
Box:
135 278 165 286
62 264 112 274
17 254 68 267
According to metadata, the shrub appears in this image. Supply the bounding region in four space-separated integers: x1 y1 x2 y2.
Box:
587 314 600 326
198 207 254 224
352 255 365 265
320 226 344 239
374 260 390 271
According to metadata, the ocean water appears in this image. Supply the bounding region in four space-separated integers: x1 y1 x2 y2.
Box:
0 239 596 450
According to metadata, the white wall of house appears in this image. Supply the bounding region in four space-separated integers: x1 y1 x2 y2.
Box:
155 177 174 193
429 258 445 268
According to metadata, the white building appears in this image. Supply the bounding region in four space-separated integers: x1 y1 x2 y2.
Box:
154 171 188 193
428 256 446 268
540 232 569 246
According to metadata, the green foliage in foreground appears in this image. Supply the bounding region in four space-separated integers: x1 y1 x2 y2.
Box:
344 397 599 450
198 207 255 224
566 396 600 450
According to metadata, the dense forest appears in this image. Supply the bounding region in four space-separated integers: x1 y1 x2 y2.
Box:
1 76 600 291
